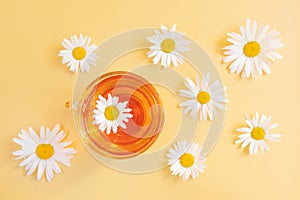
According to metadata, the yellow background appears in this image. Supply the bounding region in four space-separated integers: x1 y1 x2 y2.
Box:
1 0 299 199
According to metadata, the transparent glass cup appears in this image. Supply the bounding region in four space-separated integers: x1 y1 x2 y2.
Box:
72 71 165 159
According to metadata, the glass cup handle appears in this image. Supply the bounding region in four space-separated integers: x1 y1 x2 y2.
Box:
65 101 79 110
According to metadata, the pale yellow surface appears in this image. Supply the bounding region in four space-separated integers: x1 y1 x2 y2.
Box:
1 0 299 199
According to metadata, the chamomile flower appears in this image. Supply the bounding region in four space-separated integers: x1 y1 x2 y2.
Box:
93 94 133 134
179 72 227 121
223 19 284 78
147 24 190 68
12 124 76 182
167 140 206 181
58 34 98 72
235 112 282 155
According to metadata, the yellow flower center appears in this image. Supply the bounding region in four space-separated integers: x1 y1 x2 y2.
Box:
251 127 265 140
160 38 175 53
197 91 211 104
243 41 260 57
179 153 195 168
104 106 119 120
72 47 86 60
36 144 54 160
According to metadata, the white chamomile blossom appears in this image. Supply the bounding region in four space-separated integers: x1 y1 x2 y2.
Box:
167 140 206 181
223 19 284 78
179 72 228 121
147 24 190 68
235 112 282 155
58 34 98 72
12 124 76 182
93 94 133 134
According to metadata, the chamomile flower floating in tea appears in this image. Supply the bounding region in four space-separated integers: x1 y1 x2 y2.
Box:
167 140 206 181
81 71 164 159
12 124 76 182
93 94 133 135
58 34 98 72
147 24 190 68
235 112 282 155
223 19 284 78
179 72 227 121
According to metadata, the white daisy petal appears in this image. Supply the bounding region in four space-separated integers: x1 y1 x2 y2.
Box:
51 130 66 145
13 138 29 147
18 154 37 167
46 160 54 182
190 104 200 118
241 138 251 148
268 133 282 138
235 138 247 144
53 154 72 167
253 141 259 154
153 52 163 64
37 160 46 180
256 24 270 42
237 133 250 139
182 103 197 116
227 32 245 43
267 123 278 131
27 158 40 176
49 158 62 174
223 53 241 63
265 143 270 151
170 54 179 66
259 141 265 153
251 20 257 41
227 37 243 46
106 124 112 134
161 53 167 66
236 56 246 74
236 127 251 133
180 99 197 107
62 39 73 49
179 89 196 98
249 141 255 155
167 54 171 66
227 55 245 74
28 128 41 144
265 134 282 142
